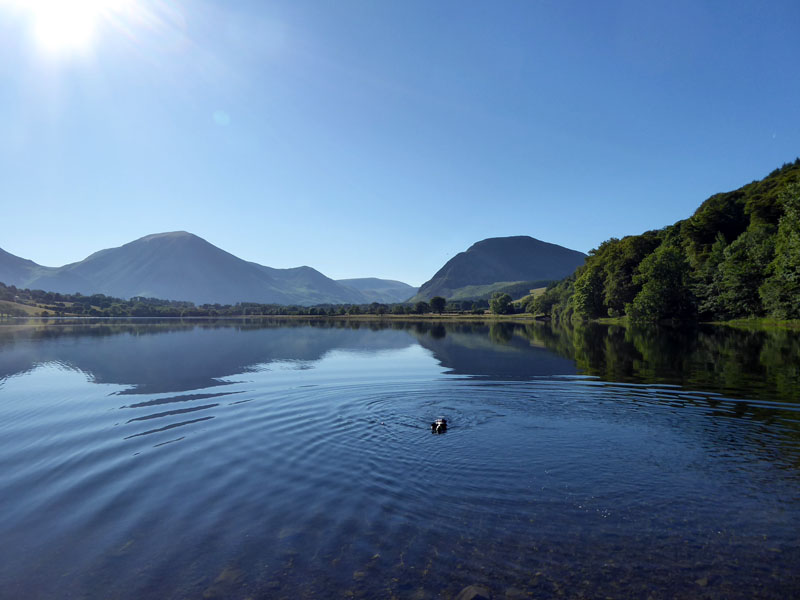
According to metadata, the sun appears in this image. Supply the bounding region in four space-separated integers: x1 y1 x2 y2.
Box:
33 1 99 53
11 0 134 56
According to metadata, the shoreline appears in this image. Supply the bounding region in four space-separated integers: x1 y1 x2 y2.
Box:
2 313 799 330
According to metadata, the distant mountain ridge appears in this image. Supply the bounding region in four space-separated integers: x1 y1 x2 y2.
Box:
336 278 418 304
411 236 586 301
0 232 413 306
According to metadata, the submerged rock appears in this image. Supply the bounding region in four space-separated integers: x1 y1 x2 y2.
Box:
455 584 491 600
503 587 528 600
202 565 245 599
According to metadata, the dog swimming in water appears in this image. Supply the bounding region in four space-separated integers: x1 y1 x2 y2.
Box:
431 418 447 434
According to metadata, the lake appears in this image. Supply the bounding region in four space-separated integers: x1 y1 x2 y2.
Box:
0 318 798 599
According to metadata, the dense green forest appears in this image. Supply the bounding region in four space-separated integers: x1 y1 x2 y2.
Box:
532 159 800 322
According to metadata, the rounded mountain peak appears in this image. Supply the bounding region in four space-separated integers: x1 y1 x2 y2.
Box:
466 236 549 252
137 231 199 243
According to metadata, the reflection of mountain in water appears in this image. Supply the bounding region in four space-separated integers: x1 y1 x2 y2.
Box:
2 318 800 452
0 319 582 396
411 322 577 378
2 318 799 408
0 320 417 395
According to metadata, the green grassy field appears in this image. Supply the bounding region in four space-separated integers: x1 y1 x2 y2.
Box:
0 300 52 317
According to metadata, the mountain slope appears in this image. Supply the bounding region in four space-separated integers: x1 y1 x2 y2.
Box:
412 236 586 301
0 247 52 288
337 278 418 303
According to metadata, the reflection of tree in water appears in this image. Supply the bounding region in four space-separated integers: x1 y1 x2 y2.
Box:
429 325 446 340
489 323 514 344
524 320 800 408
759 329 800 399
516 320 800 457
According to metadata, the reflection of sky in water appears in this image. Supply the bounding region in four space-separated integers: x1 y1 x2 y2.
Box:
0 320 798 599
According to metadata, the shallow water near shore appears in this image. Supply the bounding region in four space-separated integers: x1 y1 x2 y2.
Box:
0 318 798 599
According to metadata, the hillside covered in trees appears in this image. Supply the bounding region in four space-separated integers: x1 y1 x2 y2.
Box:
532 159 800 322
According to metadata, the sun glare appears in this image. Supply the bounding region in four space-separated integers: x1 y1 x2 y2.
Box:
16 0 134 55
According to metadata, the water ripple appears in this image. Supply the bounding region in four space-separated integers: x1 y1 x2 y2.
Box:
2 357 800 599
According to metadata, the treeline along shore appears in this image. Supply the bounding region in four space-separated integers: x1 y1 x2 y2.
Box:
0 281 500 318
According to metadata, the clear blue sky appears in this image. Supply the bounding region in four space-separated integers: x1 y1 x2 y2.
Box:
1 0 798 286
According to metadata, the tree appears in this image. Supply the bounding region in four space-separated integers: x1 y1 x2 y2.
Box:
414 301 430 314
573 263 605 319
627 245 695 321
489 292 512 315
529 275 576 320
693 232 727 319
760 184 800 318
430 296 446 314
601 233 662 315
715 225 774 318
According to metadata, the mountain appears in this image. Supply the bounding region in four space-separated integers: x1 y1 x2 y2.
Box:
251 264 370 306
337 278 418 303
0 232 371 306
411 236 587 301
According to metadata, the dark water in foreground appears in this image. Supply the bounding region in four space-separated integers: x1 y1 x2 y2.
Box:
0 319 798 599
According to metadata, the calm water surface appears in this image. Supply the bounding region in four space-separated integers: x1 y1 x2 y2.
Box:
0 319 798 599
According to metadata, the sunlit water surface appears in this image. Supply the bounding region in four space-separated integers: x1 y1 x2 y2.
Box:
0 319 798 599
